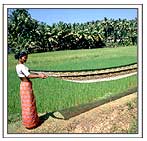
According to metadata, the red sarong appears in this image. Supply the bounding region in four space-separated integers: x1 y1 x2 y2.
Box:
20 81 39 129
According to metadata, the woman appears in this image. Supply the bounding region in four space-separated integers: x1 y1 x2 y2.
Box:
15 51 48 129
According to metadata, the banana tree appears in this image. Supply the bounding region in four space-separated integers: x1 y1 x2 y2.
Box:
8 9 38 53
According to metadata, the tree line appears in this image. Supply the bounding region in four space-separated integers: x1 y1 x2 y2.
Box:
8 9 137 54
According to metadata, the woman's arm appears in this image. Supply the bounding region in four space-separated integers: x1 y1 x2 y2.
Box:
28 73 48 79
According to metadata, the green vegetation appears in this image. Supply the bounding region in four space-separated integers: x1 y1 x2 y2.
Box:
127 98 138 133
128 118 138 133
8 74 137 113
8 9 137 53
8 47 137 123
9 46 137 71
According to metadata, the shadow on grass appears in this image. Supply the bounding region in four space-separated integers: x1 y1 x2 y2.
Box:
38 112 64 125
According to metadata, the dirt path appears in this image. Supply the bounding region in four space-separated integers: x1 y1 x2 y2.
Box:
8 93 137 134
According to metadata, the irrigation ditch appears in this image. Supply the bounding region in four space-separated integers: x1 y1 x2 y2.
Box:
30 63 138 120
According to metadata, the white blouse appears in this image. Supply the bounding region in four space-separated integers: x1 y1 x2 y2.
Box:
16 64 30 77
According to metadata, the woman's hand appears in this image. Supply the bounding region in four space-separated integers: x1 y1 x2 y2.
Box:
39 73 48 79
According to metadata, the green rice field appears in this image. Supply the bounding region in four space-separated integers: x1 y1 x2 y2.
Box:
8 46 137 122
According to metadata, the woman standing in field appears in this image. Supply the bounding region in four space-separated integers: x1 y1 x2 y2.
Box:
15 51 48 129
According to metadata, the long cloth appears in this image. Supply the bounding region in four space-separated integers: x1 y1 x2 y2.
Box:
20 81 39 129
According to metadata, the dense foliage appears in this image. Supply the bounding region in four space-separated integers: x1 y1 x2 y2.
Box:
8 9 137 53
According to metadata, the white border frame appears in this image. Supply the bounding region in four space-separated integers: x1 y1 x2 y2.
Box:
3 4 143 138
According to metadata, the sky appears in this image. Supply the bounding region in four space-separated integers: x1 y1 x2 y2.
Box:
28 8 137 26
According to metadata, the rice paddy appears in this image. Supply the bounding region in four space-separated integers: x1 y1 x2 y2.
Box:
8 46 137 122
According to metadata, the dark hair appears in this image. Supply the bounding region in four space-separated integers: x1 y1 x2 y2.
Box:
14 51 28 60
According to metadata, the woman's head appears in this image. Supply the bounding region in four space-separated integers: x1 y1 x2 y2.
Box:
15 51 28 63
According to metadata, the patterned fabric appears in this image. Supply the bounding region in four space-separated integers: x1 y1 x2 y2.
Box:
20 81 39 129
